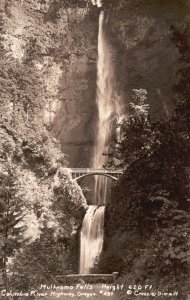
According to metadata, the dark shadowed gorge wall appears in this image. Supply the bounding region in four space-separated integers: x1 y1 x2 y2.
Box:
101 0 190 120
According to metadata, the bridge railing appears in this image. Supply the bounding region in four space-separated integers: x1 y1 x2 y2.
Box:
70 168 122 174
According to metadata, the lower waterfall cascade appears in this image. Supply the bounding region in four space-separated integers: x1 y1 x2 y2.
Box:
80 206 105 274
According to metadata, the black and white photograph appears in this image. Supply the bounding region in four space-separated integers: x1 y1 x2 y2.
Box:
0 0 190 299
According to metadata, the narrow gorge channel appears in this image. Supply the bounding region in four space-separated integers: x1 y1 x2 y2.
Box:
80 11 124 274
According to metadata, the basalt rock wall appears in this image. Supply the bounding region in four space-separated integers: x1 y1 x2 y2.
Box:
2 0 99 167
103 0 190 119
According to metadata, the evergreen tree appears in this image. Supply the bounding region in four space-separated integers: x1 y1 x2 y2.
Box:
98 88 190 297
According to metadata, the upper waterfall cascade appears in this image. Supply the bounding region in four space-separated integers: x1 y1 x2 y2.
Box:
92 11 123 205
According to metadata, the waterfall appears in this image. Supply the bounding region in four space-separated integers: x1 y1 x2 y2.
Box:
92 11 123 205
80 11 123 274
80 206 105 274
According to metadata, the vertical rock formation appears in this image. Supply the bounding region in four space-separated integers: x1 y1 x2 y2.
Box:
2 0 99 167
102 0 190 119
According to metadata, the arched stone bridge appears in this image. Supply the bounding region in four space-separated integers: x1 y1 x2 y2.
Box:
70 168 122 181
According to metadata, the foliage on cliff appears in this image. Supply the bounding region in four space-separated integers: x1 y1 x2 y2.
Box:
94 87 190 299
0 40 86 292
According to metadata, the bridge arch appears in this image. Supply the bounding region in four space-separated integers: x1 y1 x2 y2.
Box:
74 172 118 181
70 168 122 182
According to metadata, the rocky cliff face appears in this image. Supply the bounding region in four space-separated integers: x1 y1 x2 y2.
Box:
104 0 190 119
0 0 88 245
3 0 190 166
2 0 99 166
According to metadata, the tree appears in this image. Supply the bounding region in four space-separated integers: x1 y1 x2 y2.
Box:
110 89 155 169
98 88 190 297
